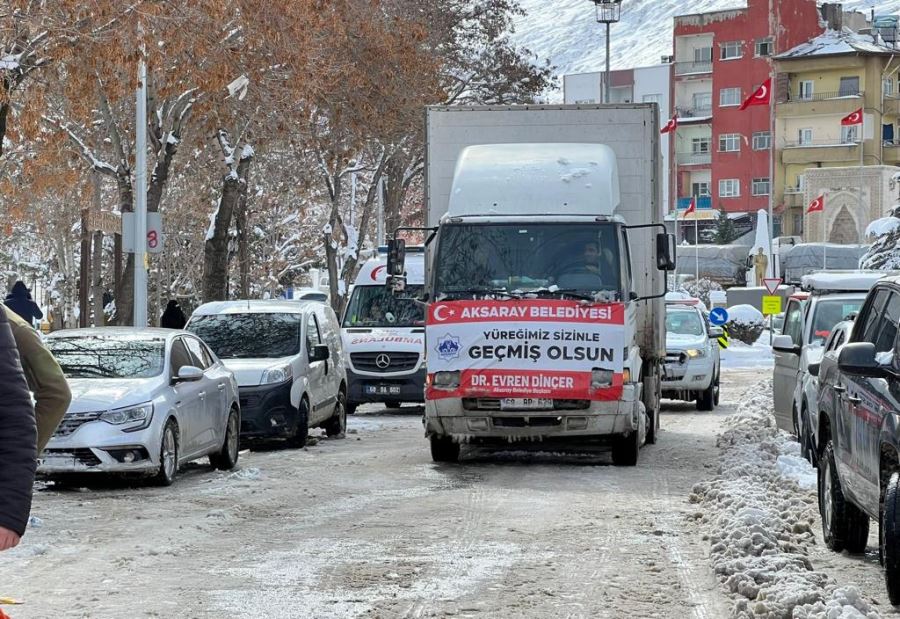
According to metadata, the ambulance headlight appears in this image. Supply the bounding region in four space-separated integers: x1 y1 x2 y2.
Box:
432 371 460 390
591 369 614 388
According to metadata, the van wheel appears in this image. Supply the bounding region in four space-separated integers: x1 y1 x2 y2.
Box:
210 408 240 471
697 381 715 411
287 398 310 448
883 472 900 604
324 393 347 438
612 431 639 466
820 441 869 553
430 436 459 463
151 420 179 486
385 400 402 410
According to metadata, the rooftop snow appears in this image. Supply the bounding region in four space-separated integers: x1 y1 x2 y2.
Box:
800 270 893 292
776 27 895 59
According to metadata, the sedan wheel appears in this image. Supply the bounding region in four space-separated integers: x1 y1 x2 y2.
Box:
210 408 240 471
151 420 179 487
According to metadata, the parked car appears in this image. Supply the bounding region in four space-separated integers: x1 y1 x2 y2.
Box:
812 276 900 603
186 300 347 445
39 328 240 486
798 320 853 466
662 301 721 410
772 271 885 439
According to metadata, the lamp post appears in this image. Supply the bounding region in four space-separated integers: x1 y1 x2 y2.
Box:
588 0 623 104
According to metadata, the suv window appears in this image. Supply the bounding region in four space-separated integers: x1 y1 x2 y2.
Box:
873 292 900 352
783 300 804 345
184 336 213 369
170 338 194 376
306 313 322 360
856 289 891 343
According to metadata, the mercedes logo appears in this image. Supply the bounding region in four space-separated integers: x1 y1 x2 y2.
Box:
375 353 391 369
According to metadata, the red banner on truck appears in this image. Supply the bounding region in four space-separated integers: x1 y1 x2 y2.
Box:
426 299 625 401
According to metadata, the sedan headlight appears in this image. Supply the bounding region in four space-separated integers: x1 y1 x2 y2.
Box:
101 403 153 432
261 364 293 385
684 348 707 359
432 370 460 390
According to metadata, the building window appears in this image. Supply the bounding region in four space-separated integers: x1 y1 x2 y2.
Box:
718 133 741 152
798 128 813 145
691 137 711 153
799 80 814 100
720 87 741 107
751 178 770 196
841 125 859 143
692 92 712 111
755 38 773 57
792 213 804 236
720 41 742 60
694 47 712 63
719 179 740 197
642 93 662 104
692 182 711 197
752 131 771 150
839 76 860 96
885 78 895 97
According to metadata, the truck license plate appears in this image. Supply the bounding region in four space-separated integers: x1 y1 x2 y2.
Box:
500 398 553 410
365 385 401 395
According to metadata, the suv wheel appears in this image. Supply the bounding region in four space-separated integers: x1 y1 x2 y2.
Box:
696 380 715 411
713 369 721 407
611 430 639 466
883 472 900 604
820 441 869 553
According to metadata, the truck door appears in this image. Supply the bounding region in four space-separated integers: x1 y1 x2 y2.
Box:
773 298 804 431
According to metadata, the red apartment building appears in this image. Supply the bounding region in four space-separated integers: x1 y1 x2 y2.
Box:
671 0 822 230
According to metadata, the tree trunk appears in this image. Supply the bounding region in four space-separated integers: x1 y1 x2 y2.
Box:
112 169 135 325
203 156 252 302
91 231 104 327
383 155 406 236
235 163 252 298
325 175 343 315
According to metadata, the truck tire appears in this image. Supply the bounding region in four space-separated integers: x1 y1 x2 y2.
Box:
820 441 869 553
645 408 659 445
883 472 900 605
430 436 460 463
697 381 715 411
612 431 639 466
643 364 661 445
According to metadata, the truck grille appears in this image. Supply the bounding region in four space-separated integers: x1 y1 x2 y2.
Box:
351 352 419 373
462 399 589 411
665 351 687 364
54 411 103 437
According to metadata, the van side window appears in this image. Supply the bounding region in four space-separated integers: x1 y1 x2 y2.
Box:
783 300 803 346
306 313 322 359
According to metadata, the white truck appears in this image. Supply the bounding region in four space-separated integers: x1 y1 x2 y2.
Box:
387 104 675 465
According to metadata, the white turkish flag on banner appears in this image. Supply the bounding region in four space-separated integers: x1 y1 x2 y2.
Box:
661 115 677 134
807 195 825 213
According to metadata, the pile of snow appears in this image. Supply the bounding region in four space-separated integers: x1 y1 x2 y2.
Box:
720 331 774 369
690 380 880 617
727 304 764 325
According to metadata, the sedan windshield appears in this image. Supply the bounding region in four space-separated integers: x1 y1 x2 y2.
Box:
187 313 302 359
809 298 863 345
46 337 166 379
434 222 621 298
343 285 424 328
666 309 705 336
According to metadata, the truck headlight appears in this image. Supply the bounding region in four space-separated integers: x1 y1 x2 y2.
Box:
262 364 293 385
591 369 614 388
685 349 706 359
432 371 460 390
101 403 153 432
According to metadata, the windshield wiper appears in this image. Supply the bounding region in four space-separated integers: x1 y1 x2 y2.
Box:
441 287 522 299
530 288 597 302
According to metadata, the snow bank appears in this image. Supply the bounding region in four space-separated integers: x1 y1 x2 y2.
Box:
865 217 900 238
728 304 764 325
690 380 880 618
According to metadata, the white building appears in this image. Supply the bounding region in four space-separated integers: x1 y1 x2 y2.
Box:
564 63 672 215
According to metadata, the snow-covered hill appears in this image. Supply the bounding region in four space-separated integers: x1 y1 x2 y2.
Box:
513 0 900 93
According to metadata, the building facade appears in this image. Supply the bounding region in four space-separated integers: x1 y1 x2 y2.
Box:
563 64 671 215
670 0 822 225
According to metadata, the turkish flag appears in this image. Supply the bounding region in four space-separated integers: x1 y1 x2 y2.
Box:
682 196 696 217
841 108 863 125
738 78 772 111
661 115 678 134
807 195 825 213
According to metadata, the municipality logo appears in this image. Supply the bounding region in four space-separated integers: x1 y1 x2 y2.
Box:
435 334 461 361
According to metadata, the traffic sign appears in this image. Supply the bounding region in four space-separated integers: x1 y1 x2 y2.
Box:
763 277 782 295
762 295 782 315
709 307 729 326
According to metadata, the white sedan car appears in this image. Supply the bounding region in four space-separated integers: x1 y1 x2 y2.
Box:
40 328 240 486
662 302 721 411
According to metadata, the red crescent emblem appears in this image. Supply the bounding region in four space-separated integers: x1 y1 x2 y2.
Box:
371 265 386 281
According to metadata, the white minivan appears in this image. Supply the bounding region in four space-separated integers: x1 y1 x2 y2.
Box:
341 248 426 413
187 300 347 445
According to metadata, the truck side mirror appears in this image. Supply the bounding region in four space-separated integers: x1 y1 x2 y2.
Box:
656 233 676 271
386 238 407 295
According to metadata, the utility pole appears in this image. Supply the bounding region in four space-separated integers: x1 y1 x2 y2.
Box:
588 1 623 104
133 31 148 327
79 208 90 328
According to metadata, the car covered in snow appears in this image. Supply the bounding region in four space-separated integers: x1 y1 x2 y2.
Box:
341 248 426 413
812 276 900 603
39 328 240 485
186 300 347 445
662 301 721 410
772 271 886 441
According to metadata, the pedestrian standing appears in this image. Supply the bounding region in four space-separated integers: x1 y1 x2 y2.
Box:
4 281 43 326
0 302 37 551
160 300 187 329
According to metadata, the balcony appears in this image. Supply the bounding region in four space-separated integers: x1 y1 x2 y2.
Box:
884 140 900 164
784 90 862 102
783 184 803 195
778 91 864 116
780 139 860 165
676 151 712 165
675 105 712 120
674 60 712 76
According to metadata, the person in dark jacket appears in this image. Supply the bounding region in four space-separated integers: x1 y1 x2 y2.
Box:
0 303 37 551
160 300 187 329
4 281 43 325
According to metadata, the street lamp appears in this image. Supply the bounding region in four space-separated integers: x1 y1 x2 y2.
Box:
588 0 623 104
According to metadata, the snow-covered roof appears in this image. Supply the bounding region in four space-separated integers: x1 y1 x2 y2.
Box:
355 252 425 286
800 270 892 292
191 300 320 316
776 28 895 60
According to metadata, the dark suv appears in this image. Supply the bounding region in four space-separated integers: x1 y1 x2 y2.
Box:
812 277 900 604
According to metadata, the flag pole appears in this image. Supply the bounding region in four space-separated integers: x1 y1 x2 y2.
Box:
694 210 699 281
768 74 775 279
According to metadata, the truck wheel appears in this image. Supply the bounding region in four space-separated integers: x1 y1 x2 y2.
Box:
430 436 460 463
883 472 900 604
820 441 869 553
645 408 659 445
696 382 715 411
287 398 310 448
611 431 639 466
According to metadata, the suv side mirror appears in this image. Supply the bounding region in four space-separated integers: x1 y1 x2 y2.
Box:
772 334 799 353
808 362 820 377
310 344 330 362
838 342 887 377
174 365 203 383
656 233 676 271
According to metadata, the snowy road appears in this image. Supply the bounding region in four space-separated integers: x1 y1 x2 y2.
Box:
1 369 897 618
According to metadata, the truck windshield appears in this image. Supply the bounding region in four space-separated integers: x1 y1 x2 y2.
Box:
808 297 863 345
433 222 621 298
343 285 425 328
